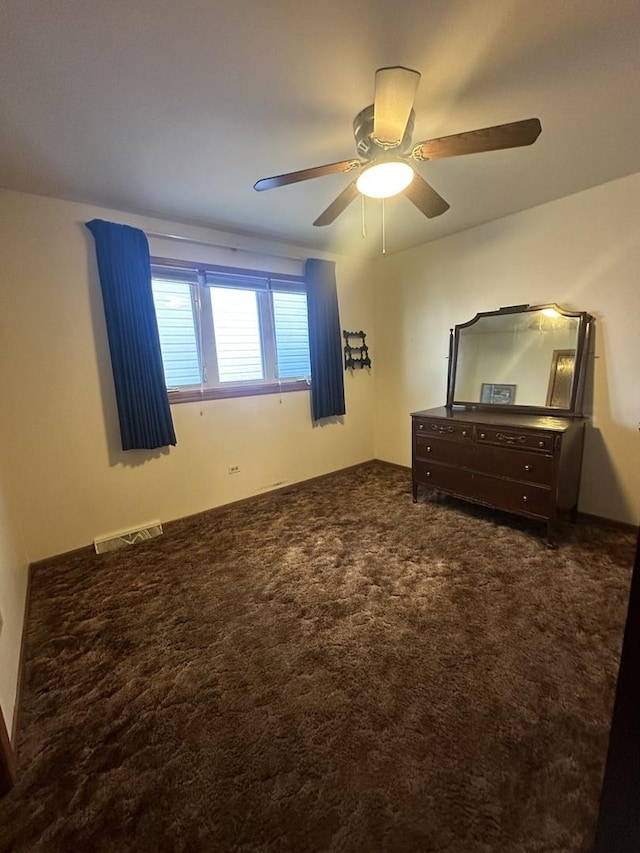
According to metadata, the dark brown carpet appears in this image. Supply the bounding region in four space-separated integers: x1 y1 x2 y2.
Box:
0 463 634 852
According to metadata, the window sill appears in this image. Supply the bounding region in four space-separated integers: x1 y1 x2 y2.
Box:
167 379 310 404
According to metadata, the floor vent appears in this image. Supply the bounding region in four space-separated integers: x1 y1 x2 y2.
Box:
94 521 163 554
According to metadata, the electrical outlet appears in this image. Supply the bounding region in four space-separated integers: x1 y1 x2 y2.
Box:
228 465 240 475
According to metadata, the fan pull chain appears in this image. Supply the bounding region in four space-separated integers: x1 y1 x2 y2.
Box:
382 197 386 255
361 193 366 238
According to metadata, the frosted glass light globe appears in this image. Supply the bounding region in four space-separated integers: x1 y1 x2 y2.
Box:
356 161 414 199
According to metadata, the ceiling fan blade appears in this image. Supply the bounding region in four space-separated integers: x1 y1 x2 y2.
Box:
254 159 360 191
373 66 421 148
404 173 450 218
411 117 542 161
313 182 360 226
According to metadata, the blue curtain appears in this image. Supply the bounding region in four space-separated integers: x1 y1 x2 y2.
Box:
86 219 177 450
305 259 346 421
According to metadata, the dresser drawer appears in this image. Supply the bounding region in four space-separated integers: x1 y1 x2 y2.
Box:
472 471 552 518
415 461 552 518
414 435 477 466
476 427 555 454
472 444 554 486
413 418 473 442
414 460 476 496
416 436 554 485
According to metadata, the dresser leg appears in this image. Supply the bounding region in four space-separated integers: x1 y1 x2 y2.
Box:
546 517 558 549
412 480 418 503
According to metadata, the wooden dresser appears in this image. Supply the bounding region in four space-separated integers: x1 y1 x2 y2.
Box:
411 406 586 545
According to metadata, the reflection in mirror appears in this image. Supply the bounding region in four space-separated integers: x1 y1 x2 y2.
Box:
454 308 581 408
546 349 575 408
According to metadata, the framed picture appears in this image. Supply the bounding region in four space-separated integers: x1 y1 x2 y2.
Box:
480 383 516 405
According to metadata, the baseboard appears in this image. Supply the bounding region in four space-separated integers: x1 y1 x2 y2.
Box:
0 701 16 796
30 461 382 566
11 561 33 750
28 461 638 574
163 460 380 534
374 458 411 473
29 543 95 571
576 512 639 534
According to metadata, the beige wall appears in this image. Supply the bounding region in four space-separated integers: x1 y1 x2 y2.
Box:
0 447 29 735
0 189 376 566
373 171 640 525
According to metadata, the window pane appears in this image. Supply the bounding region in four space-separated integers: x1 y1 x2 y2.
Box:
151 278 201 387
272 291 311 379
210 287 264 382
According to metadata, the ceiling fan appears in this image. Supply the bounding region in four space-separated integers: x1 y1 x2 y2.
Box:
253 66 542 227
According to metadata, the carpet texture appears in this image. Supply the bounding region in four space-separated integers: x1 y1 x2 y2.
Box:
0 463 634 852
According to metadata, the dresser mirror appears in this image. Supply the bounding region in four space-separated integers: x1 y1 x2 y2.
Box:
447 304 594 415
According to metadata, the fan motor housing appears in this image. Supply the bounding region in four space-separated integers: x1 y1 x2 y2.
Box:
353 105 415 160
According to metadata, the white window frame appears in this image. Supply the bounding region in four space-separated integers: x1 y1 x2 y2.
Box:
150 257 310 403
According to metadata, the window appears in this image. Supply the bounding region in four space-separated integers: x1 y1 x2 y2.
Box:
150 259 311 402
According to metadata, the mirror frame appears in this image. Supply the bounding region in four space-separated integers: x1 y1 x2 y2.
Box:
446 303 594 415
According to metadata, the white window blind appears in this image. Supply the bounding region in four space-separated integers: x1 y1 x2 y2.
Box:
210 287 264 383
151 278 201 387
272 291 311 379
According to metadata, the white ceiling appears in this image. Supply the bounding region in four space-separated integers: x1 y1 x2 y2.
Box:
1 0 640 257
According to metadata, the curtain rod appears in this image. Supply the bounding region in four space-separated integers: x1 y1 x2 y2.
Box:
144 230 308 264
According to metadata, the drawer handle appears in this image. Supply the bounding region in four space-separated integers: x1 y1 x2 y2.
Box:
538 440 545 448
522 495 528 502
430 424 454 434
426 446 432 452
479 432 486 439
495 432 527 445
462 430 468 437
426 471 431 478
418 424 424 430
524 464 531 472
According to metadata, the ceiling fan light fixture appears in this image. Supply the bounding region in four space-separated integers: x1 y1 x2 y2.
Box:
355 160 414 199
